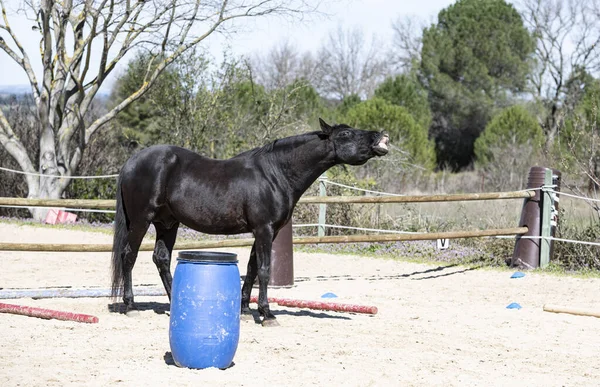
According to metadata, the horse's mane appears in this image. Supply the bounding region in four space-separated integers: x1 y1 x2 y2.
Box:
235 131 321 158
235 124 351 159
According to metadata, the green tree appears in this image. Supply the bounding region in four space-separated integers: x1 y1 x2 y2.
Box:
110 54 328 160
474 105 544 165
420 0 534 170
111 52 182 147
374 74 431 131
335 94 362 118
343 97 435 169
560 78 600 153
285 78 326 122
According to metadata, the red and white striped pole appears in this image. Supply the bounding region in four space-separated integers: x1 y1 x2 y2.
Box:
0 302 99 323
250 296 377 315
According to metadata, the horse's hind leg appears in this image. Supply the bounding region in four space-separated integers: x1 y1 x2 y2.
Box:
152 222 179 301
241 244 257 320
253 226 279 327
122 221 150 316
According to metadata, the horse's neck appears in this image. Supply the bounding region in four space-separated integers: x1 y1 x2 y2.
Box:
272 137 336 200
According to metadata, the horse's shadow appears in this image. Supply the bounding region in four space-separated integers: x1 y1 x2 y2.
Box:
107 302 170 315
242 308 352 324
293 263 482 283
293 264 459 282
273 309 352 320
107 302 351 322
410 265 481 280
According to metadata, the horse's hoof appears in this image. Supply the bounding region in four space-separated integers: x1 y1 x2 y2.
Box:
261 319 280 327
125 309 141 317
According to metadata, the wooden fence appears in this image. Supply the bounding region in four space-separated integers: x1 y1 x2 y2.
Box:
0 190 533 252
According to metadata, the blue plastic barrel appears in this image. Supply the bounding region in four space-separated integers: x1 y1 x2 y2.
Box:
169 251 241 369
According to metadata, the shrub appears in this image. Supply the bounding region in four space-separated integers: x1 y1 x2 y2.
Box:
475 105 544 166
553 217 600 271
343 98 436 170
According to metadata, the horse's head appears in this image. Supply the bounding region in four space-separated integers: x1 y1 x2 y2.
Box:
319 118 389 165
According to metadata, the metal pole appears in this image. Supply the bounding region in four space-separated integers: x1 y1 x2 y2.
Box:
549 169 562 261
539 169 553 268
318 174 328 237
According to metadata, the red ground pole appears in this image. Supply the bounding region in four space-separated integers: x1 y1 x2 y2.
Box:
250 296 378 315
0 302 99 324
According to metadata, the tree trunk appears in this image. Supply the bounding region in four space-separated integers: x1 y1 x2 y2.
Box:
30 176 64 221
31 116 73 220
543 103 560 152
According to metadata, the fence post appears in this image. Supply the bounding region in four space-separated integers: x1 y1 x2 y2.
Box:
539 169 553 268
549 169 562 261
268 219 294 288
318 174 328 237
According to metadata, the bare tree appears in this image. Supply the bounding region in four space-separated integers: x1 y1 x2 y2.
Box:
0 94 39 217
0 0 320 218
246 60 317 143
251 40 319 90
390 15 427 73
314 25 389 100
518 0 600 147
557 112 600 221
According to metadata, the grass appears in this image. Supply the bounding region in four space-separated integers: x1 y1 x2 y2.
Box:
537 262 600 279
296 237 507 266
295 241 600 278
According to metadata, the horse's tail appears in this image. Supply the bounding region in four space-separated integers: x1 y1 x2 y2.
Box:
111 177 128 300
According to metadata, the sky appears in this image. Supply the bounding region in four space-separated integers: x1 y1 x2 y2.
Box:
0 0 456 89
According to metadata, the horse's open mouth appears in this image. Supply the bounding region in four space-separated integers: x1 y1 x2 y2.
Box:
373 134 389 156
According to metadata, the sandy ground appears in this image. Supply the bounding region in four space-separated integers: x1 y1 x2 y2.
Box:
1 222 599 387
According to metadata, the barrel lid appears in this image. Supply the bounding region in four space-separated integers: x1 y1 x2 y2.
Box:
177 251 238 263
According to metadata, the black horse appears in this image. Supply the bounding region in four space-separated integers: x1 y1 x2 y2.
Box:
111 118 389 326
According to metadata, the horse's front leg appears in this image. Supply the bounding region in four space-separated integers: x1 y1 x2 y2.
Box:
254 227 279 327
240 244 257 320
152 222 179 301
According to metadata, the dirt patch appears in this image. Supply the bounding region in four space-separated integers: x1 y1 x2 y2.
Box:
1 222 599 386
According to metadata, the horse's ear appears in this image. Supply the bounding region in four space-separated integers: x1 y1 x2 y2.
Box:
319 118 333 136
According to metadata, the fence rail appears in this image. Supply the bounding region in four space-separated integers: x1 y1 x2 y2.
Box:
0 227 528 252
0 190 535 210
0 197 115 209
299 190 535 203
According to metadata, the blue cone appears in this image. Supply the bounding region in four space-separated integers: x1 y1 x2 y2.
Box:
511 271 526 279
321 292 338 299
506 302 522 309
